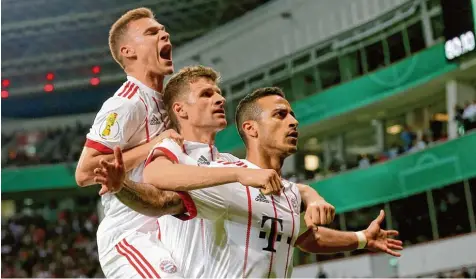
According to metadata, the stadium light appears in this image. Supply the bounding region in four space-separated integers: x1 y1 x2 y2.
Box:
44 84 54 92
2 79 11 88
1 90 9 99
92 65 101 74
46 72 55 81
90 77 100 86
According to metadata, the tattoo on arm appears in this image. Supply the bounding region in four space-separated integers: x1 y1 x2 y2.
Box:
115 179 185 217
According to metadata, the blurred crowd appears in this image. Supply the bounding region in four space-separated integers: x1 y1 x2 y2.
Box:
2 122 88 167
1 199 102 278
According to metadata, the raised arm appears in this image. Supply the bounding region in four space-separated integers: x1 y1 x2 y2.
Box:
295 210 403 256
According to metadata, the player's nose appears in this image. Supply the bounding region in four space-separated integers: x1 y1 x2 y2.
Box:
160 31 170 42
215 95 226 107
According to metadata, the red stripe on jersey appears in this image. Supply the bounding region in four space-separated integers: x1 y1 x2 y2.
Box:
144 146 179 167
267 196 279 278
118 82 131 97
242 186 253 277
200 219 205 257
283 191 296 277
208 144 214 161
122 239 161 278
174 191 197 221
152 96 165 122
139 96 150 142
157 220 161 241
126 85 139 99
118 241 153 278
85 139 114 154
115 243 147 278
121 83 135 98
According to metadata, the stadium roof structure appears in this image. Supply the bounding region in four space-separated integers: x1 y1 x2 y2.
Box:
1 0 270 96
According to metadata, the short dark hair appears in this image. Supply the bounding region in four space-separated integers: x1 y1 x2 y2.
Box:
235 87 285 143
163 65 220 131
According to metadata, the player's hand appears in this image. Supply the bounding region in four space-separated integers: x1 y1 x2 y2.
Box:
94 146 126 196
236 168 282 195
154 129 183 147
363 210 403 257
304 198 335 238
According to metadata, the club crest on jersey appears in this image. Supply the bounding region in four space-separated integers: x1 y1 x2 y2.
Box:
159 259 177 274
100 112 120 140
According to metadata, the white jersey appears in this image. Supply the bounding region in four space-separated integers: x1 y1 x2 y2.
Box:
85 75 169 259
149 139 302 278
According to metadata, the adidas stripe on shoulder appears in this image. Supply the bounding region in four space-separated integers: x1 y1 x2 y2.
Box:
116 81 139 99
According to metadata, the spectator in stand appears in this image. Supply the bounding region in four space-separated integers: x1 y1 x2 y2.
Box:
409 135 428 153
462 100 476 131
358 154 371 169
400 124 416 151
387 143 402 159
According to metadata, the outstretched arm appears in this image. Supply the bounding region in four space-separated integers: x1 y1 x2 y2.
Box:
295 210 403 256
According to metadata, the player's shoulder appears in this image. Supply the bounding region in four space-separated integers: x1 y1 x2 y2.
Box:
216 152 240 163
101 80 145 110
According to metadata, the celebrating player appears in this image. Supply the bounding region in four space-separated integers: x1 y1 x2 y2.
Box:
75 9 304 278
74 7 184 278
93 66 402 277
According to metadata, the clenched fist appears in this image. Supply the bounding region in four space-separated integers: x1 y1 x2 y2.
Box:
304 199 335 239
236 168 282 195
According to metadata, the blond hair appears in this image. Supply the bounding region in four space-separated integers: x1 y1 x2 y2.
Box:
108 7 154 69
163 65 221 131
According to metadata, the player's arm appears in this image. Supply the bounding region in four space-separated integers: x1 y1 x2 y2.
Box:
142 139 282 193
76 142 152 187
295 210 402 257
115 179 185 217
92 146 186 217
297 183 335 230
75 100 144 187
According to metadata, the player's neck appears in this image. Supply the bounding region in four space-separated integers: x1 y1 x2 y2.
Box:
245 147 283 176
125 68 164 93
180 126 217 145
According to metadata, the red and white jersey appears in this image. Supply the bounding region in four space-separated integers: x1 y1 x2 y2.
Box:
85 76 168 259
149 139 301 278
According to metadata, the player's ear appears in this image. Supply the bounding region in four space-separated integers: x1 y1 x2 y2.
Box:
120 45 136 59
242 120 258 139
173 102 187 119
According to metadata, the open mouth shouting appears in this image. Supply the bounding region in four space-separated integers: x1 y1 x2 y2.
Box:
159 44 173 64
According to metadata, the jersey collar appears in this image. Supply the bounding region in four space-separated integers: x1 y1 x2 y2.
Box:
183 140 219 161
126 75 161 98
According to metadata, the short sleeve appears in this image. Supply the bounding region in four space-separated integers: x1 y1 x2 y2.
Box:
144 138 192 167
85 98 143 153
176 187 228 221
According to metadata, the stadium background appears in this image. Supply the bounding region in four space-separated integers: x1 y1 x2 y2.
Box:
2 0 476 277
